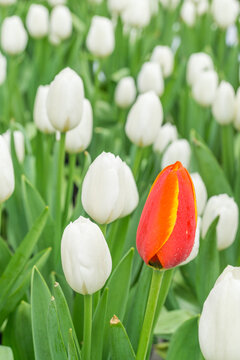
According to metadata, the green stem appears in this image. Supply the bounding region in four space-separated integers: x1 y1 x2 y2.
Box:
221 124 235 185
136 269 164 360
62 153 76 227
132 146 143 180
99 224 107 238
83 294 92 360
36 131 45 200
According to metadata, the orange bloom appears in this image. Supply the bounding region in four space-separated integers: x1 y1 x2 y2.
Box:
136 161 197 269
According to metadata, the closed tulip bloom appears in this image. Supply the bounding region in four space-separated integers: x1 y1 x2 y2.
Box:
82 152 139 224
86 16 115 58
187 52 213 87
153 123 178 154
121 0 151 28
199 265 240 360
192 69 218 107
137 62 164 96
2 130 25 163
26 4 49 39
181 1 196 27
233 87 240 131
107 0 128 14
212 81 235 125
201 194 238 250
0 52 7 85
1 16 28 55
114 76 136 108
197 0 209 15
50 5 72 41
190 172 207 215
0 0 16 5
61 216 112 295
0 135 15 203
34 85 55 134
150 46 174 78
47 67 84 132
125 91 163 147
65 99 93 153
212 0 239 29
159 0 180 10
161 139 191 169
137 161 197 268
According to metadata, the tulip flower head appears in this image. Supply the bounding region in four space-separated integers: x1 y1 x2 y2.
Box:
137 161 197 269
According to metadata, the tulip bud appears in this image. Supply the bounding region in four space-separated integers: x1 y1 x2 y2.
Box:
48 0 66 6
86 16 115 58
50 5 72 42
121 0 151 28
201 194 238 250
47 67 84 132
2 130 25 163
180 1 196 27
196 0 209 15
153 123 178 154
190 172 207 215
137 161 197 269
1 16 28 55
61 216 112 295
137 62 164 96
211 0 239 29
114 76 136 109
0 0 16 5
233 87 240 131
34 85 55 134
65 99 93 154
187 52 214 87
199 265 240 360
159 0 180 10
125 91 163 147
192 69 218 107
150 46 174 78
107 0 128 14
82 152 139 224
212 81 235 125
0 135 15 203
0 52 7 85
26 4 49 39
161 139 191 169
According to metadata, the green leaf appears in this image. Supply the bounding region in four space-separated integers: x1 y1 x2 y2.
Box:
155 309 195 335
196 218 220 306
110 315 136 360
0 346 14 360
92 288 108 360
0 237 12 276
166 317 201 360
191 130 233 197
68 329 80 360
47 297 68 360
31 267 52 360
0 207 49 310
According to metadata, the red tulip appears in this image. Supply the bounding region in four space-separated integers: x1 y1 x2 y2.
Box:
136 161 197 269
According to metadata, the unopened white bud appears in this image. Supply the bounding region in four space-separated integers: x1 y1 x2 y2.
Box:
212 0 239 29
181 1 196 27
26 4 49 39
187 52 214 86
121 0 151 28
192 70 218 107
197 0 209 15
159 0 180 10
107 0 128 14
1 16 28 55
34 85 55 134
2 130 25 163
233 88 240 131
212 81 235 125
0 0 16 5
191 172 207 215
0 52 7 85
50 5 72 41
114 76 136 108
150 46 174 78
0 135 15 203
161 139 191 169
137 62 164 96
153 123 178 154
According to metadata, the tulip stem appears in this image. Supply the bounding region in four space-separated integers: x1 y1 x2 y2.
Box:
221 124 235 185
99 224 107 237
132 146 143 180
83 294 92 360
136 269 164 360
62 153 76 227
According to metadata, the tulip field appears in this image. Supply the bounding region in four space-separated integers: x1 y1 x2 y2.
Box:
0 0 240 359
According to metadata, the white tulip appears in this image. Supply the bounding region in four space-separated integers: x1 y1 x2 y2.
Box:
26 4 49 39
190 172 207 215
107 0 128 14
1 16 28 55
199 265 240 360
65 99 93 153
212 81 235 125
181 1 196 27
61 216 112 295
161 139 191 169
34 85 56 134
137 62 164 96
180 217 201 265
82 152 139 224
0 52 7 85
114 76 136 109
50 5 72 42
121 0 151 28
0 0 16 5
2 130 25 163
196 0 209 16
187 52 214 87
0 135 15 203
201 194 238 250
125 91 163 147
86 16 115 58
233 87 240 131
153 123 178 154
212 0 239 29
48 0 66 6
159 0 180 10
150 46 174 78
192 69 218 107
47 67 84 132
